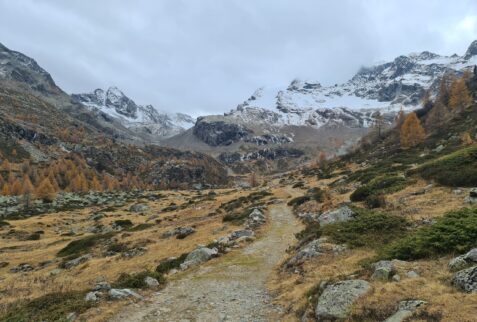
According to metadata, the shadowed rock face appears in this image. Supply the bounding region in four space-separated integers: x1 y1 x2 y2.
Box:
193 119 251 146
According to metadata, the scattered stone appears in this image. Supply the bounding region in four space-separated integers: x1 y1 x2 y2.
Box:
371 260 395 281
391 274 401 282
315 279 371 320
121 247 147 258
287 238 345 266
144 276 160 288
452 266 477 293
94 282 111 291
384 300 427 322
85 291 99 301
464 188 477 204
129 203 149 213
49 268 62 276
433 145 444 153
162 227 196 239
180 246 218 270
229 229 254 240
406 270 419 278
317 206 356 226
109 288 143 300
9 263 34 273
62 254 92 269
297 212 319 224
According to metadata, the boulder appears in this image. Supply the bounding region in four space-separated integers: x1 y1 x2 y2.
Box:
85 291 99 301
371 260 395 281
384 300 427 322
161 226 196 239
229 229 254 240
108 288 143 300
93 282 111 291
180 246 218 270
288 238 345 266
144 276 160 288
448 248 477 272
452 266 477 293
246 208 266 229
129 203 149 213
406 271 419 278
464 188 477 204
9 263 34 273
62 254 92 269
317 206 356 226
315 280 370 320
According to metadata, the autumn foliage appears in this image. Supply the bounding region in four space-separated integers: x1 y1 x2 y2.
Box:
400 112 425 148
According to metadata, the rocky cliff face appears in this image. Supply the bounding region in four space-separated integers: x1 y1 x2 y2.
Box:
72 87 195 140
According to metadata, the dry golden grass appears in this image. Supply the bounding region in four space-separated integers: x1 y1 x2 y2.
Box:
0 187 266 319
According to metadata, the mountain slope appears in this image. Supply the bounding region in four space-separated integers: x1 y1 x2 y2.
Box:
72 87 195 140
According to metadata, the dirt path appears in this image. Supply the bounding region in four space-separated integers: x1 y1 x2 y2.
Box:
111 203 301 322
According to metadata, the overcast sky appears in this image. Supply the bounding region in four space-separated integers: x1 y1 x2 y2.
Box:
0 0 476 116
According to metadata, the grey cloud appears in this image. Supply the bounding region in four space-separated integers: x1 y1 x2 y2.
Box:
0 0 476 116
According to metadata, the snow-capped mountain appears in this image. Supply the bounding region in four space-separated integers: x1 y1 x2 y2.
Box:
205 40 477 133
72 87 195 139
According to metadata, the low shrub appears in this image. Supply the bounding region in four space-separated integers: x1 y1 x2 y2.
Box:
0 291 95 322
379 207 477 260
107 242 128 253
57 232 115 257
350 175 409 202
321 208 409 249
287 196 311 208
155 253 189 274
112 270 165 289
409 146 477 187
0 220 10 227
364 194 386 209
113 219 133 228
128 223 155 232
222 207 254 223
292 181 305 188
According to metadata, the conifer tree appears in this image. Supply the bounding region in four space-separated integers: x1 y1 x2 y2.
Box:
21 176 34 208
449 77 472 110
35 177 56 202
400 112 426 148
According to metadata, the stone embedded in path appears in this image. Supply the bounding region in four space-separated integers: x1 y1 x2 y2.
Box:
109 288 143 300
315 279 370 320
317 205 356 226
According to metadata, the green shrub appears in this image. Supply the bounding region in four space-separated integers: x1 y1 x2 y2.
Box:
0 291 95 322
308 187 325 202
107 242 128 253
350 175 409 202
295 222 321 244
409 146 477 187
57 232 115 257
365 194 386 209
380 208 477 260
222 207 254 223
155 253 189 274
321 209 409 249
112 270 165 289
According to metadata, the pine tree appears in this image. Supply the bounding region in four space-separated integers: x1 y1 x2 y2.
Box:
462 132 474 146
35 178 56 202
449 77 472 110
400 112 426 148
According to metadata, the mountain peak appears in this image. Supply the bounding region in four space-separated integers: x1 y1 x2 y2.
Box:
465 40 477 59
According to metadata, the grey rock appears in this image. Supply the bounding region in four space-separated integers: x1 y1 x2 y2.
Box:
229 229 254 240
9 263 34 273
62 254 92 269
384 300 427 322
371 260 395 281
66 312 77 322
315 279 370 320
94 282 111 291
288 238 345 265
85 291 99 301
129 203 149 213
162 226 196 239
144 276 160 288
406 270 419 278
317 206 356 226
391 274 401 282
180 246 218 270
433 145 445 153
449 255 469 272
452 266 477 293
109 288 143 300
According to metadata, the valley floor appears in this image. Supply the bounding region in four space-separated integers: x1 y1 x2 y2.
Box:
111 205 302 322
